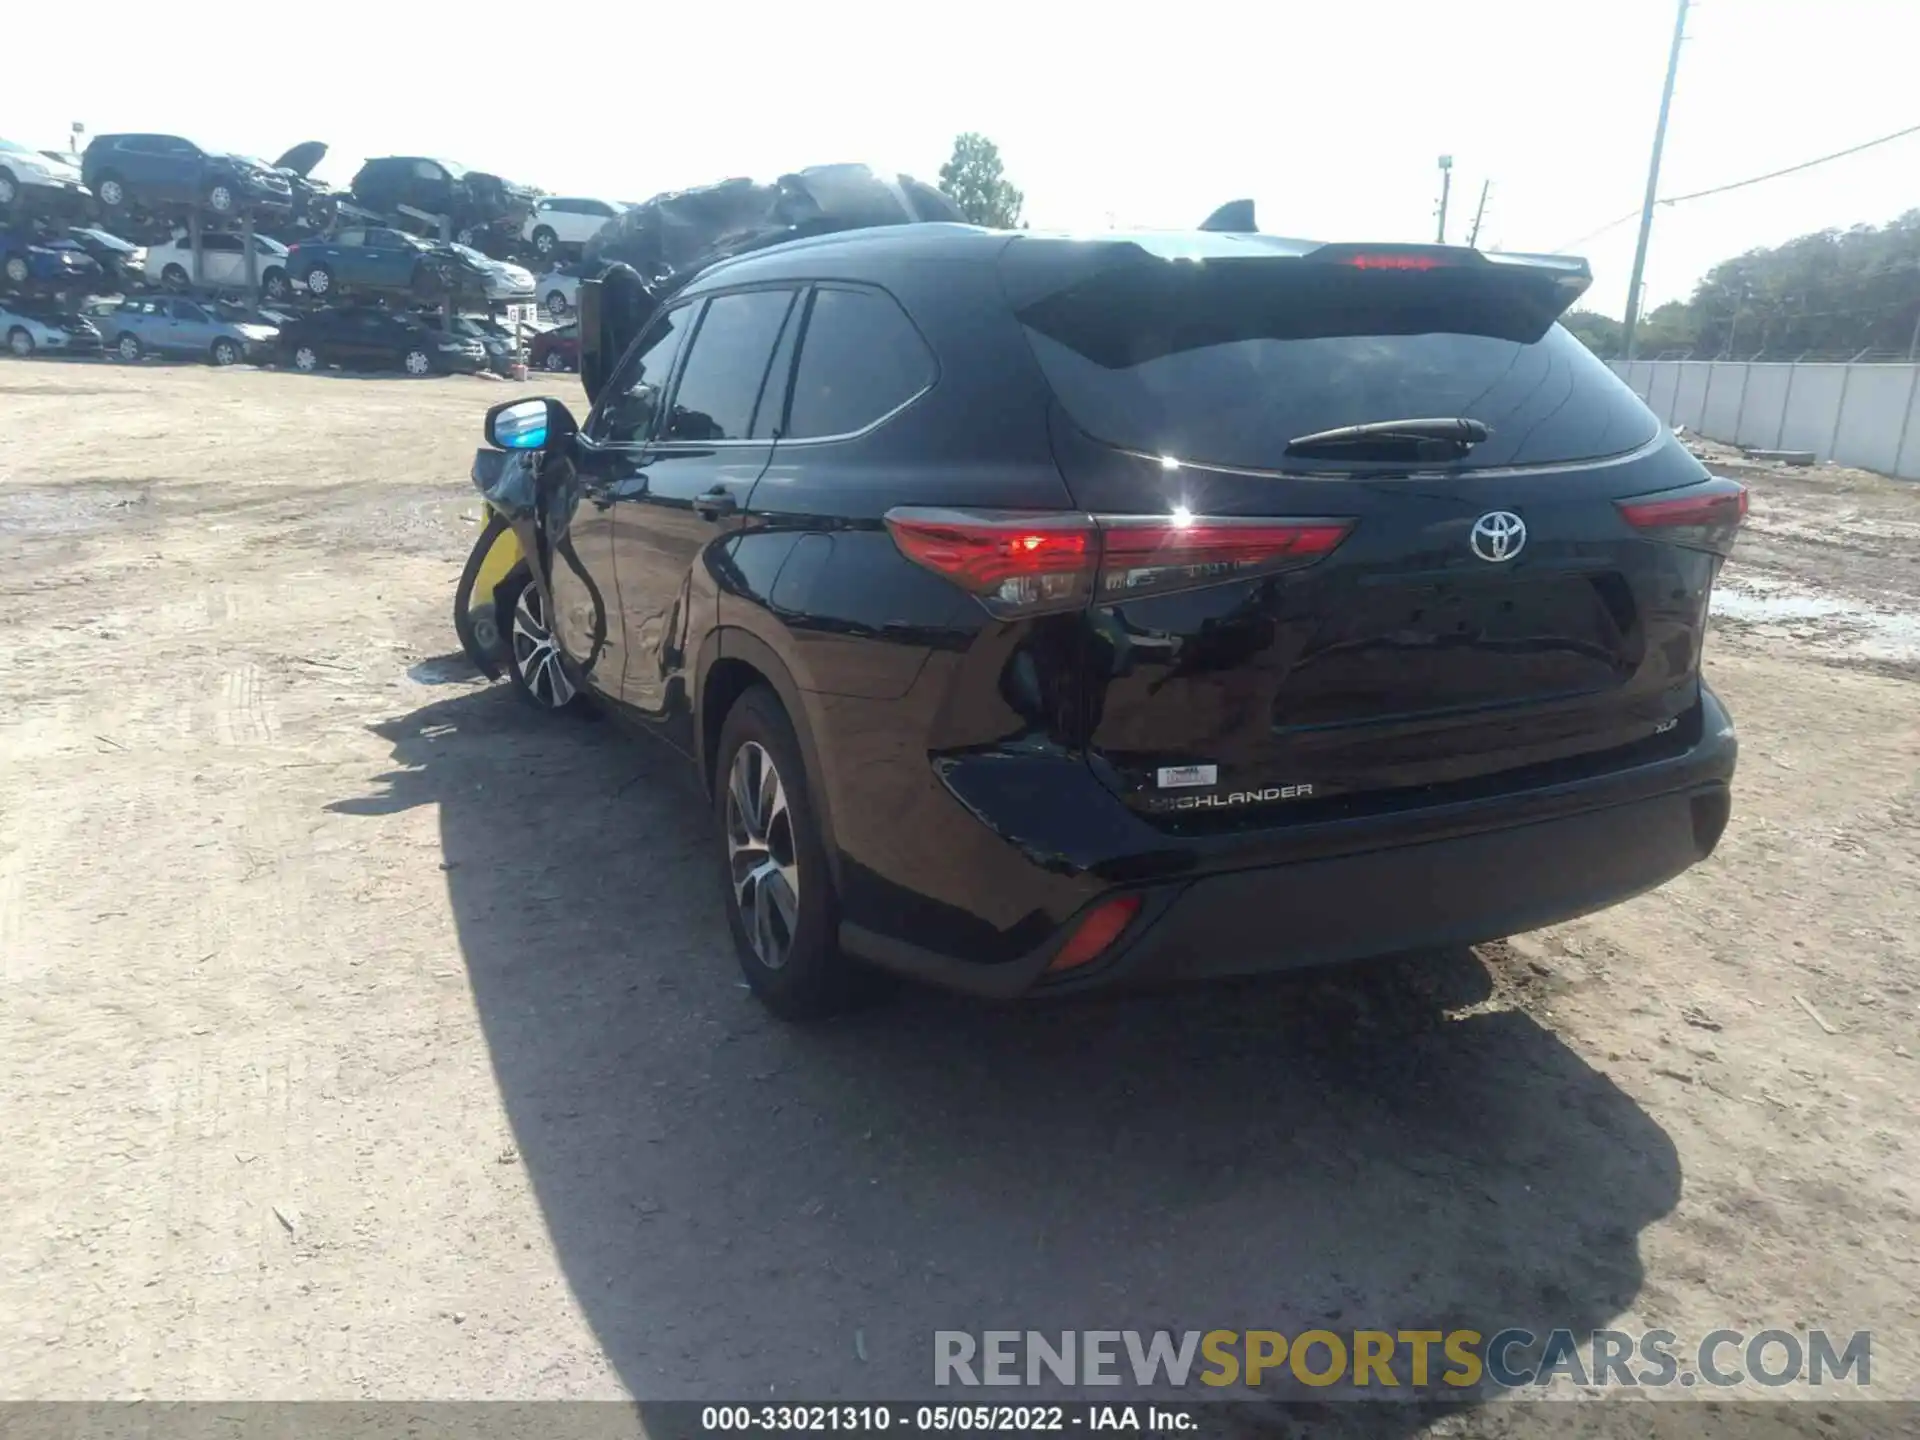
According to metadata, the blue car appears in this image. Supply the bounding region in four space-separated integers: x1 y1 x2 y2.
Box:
1 227 104 289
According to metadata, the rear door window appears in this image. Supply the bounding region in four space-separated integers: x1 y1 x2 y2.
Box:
1015 252 1657 471
661 288 796 443
783 286 935 440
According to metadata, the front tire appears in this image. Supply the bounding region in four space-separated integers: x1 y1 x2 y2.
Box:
715 686 859 1019
532 225 558 257
290 343 319 372
161 263 189 289
206 182 235 215
0 170 17 208
7 326 34 358
303 264 333 296
543 349 569 372
210 337 239 366
96 174 127 210
261 267 289 302
3 254 29 285
402 347 433 376
501 569 578 712
544 289 569 320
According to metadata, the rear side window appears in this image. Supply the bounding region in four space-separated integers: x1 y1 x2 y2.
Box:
1017 257 1658 471
784 286 935 440
663 289 795 442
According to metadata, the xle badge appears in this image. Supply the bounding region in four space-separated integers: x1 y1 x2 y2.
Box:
1157 764 1218 789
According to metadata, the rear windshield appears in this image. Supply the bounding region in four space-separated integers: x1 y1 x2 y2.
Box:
1016 256 1657 471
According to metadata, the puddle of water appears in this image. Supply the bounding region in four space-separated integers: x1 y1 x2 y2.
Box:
1712 580 1920 662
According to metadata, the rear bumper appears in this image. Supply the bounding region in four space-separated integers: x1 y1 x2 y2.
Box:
839 688 1737 999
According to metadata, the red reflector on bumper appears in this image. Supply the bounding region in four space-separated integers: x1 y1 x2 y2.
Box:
1049 895 1142 973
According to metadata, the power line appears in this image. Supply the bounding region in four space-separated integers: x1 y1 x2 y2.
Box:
1661 121 1920 204
1549 120 1920 254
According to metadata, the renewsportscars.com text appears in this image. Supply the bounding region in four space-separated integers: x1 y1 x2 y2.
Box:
934 1328 1871 1392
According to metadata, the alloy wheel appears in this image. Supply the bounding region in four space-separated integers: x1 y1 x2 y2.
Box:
544 351 567 371
209 185 233 212
545 292 568 319
293 345 318 371
117 334 140 361
99 179 124 207
212 339 238 366
3 257 27 285
8 328 33 358
306 268 330 295
404 349 431 376
510 582 575 709
725 741 801 971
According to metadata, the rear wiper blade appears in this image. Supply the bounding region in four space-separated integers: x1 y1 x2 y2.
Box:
1285 417 1491 454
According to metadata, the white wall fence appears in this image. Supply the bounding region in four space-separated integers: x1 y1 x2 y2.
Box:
1610 360 1920 481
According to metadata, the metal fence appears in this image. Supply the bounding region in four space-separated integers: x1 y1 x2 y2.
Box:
1611 359 1920 480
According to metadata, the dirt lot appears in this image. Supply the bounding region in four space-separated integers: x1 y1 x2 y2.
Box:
1 364 1916 1426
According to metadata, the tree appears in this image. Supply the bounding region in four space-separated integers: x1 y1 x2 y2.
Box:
1562 309 1625 358
937 132 1025 229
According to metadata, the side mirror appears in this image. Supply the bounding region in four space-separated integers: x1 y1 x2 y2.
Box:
485 396 577 453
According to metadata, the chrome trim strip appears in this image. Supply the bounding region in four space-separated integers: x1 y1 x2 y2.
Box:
1110 429 1669 482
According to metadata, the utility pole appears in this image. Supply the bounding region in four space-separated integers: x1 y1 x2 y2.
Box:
1434 155 1453 244
1466 180 1491 249
1622 0 1690 361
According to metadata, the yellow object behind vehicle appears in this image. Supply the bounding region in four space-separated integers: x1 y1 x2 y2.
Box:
453 503 524 678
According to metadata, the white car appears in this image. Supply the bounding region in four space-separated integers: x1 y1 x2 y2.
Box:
537 267 582 320
144 231 293 299
0 139 89 209
520 197 626 259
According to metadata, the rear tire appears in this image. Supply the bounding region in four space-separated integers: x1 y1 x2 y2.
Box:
7 326 34 358
206 182 235 215
261 267 289 302
96 174 127 210
544 289 569 320
3 254 28 285
161 263 189 289
532 226 557 257
402 347 433 377
116 333 142 362
714 685 862 1020
303 264 333 296
543 349 569 372
0 170 17 208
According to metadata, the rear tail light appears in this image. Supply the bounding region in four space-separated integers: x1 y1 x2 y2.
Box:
1617 477 1748 556
884 508 1354 617
1048 895 1142 973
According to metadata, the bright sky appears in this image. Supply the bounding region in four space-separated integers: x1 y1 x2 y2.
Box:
8 0 1916 318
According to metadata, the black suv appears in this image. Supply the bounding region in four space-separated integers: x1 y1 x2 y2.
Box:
348 157 535 239
486 225 1741 1019
81 134 293 219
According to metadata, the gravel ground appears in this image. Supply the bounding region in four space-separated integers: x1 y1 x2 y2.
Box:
0 364 1915 1432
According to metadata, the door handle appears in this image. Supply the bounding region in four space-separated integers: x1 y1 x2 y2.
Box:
692 487 738 521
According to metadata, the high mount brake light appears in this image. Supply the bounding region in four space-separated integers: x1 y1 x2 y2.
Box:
883 510 1355 616
1616 479 1748 556
1339 254 1450 271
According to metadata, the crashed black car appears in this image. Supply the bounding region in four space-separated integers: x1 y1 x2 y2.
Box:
576 163 961 399
349 157 537 244
270 143 341 231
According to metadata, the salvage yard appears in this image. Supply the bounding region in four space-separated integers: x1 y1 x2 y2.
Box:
1 364 1917 1422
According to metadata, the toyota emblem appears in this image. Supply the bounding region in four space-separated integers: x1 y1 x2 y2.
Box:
1469 510 1527 562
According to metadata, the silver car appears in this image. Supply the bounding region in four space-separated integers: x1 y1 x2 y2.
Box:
99 296 279 366
1 303 104 358
449 244 534 302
